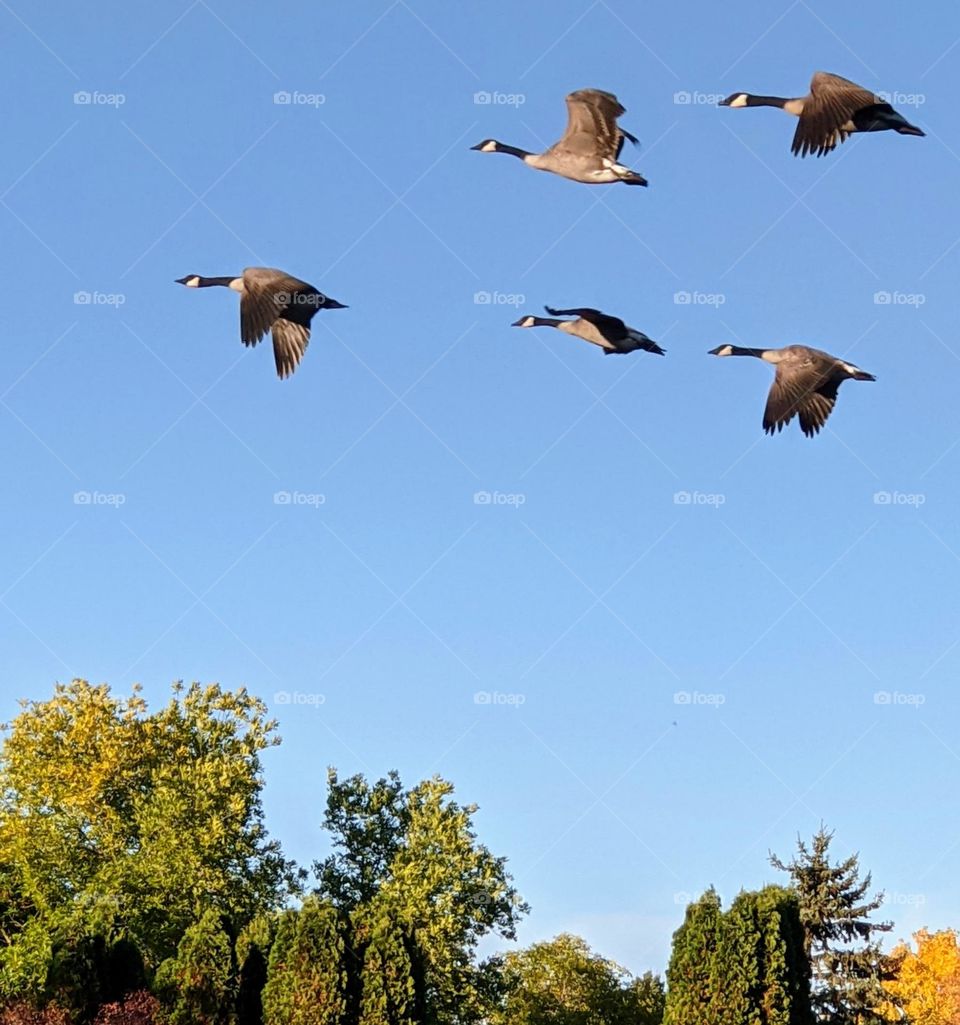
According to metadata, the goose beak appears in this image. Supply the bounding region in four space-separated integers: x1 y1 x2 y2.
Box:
511 318 526 327
174 276 191 285
323 298 348 309
707 346 725 355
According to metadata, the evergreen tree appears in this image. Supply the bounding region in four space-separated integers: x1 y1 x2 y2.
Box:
261 899 349 1025
236 915 274 1025
357 909 421 1025
664 888 723 1025
155 909 234 1025
625 972 665 1025
770 828 891 1025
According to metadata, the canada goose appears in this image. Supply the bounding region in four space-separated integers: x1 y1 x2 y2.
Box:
719 71 925 157
175 267 346 379
708 343 875 437
512 306 665 355
471 89 648 185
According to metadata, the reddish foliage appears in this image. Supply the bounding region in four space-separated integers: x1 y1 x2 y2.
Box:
91 992 160 1025
0 1004 72 1025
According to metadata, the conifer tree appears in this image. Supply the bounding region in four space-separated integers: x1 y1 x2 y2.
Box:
664 888 723 1025
770 828 891 1025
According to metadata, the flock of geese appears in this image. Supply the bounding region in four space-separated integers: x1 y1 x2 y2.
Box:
177 72 924 438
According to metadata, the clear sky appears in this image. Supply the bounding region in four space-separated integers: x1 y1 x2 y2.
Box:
2 0 958 976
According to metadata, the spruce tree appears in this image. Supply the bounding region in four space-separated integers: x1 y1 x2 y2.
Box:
770 828 891 1025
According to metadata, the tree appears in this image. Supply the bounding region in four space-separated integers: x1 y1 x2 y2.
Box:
356 909 423 1025
626 972 665 1025
260 899 350 1025
664 888 722 1025
313 770 527 1024
665 887 812 1025
880 929 960 1025
235 915 274 1025
770 828 891 1025
491 932 662 1025
0 680 300 979
154 909 234 1025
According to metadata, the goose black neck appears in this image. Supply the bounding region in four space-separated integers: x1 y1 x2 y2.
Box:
729 346 768 357
197 276 237 288
745 95 790 109
498 143 534 159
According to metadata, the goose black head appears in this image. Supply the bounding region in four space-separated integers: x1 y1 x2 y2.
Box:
719 93 749 108
708 344 735 356
470 139 501 153
511 315 537 328
175 275 201 287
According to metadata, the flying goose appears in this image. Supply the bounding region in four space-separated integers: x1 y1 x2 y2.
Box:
513 306 665 355
719 71 925 157
708 343 875 437
471 89 648 185
175 267 346 379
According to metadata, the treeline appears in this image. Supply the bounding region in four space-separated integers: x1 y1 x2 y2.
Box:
0 681 949 1024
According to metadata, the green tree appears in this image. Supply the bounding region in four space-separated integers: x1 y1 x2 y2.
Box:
154 909 234 1025
626 972 665 1025
313 770 527 1024
771 829 891 1025
0 679 300 978
236 915 274 1025
490 933 661 1025
665 887 812 1025
356 909 423 1025
260 899 349 1025
664 888 723 1025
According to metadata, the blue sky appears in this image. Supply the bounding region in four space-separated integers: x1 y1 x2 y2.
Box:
2 0 959 975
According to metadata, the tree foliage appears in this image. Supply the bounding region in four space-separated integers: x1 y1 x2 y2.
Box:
491 932 663 1025
880 929 960 1025
154 909 234 1025
665 887 812 1025
0 679 299 979
313 770 527 1023
771 828 890 1025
